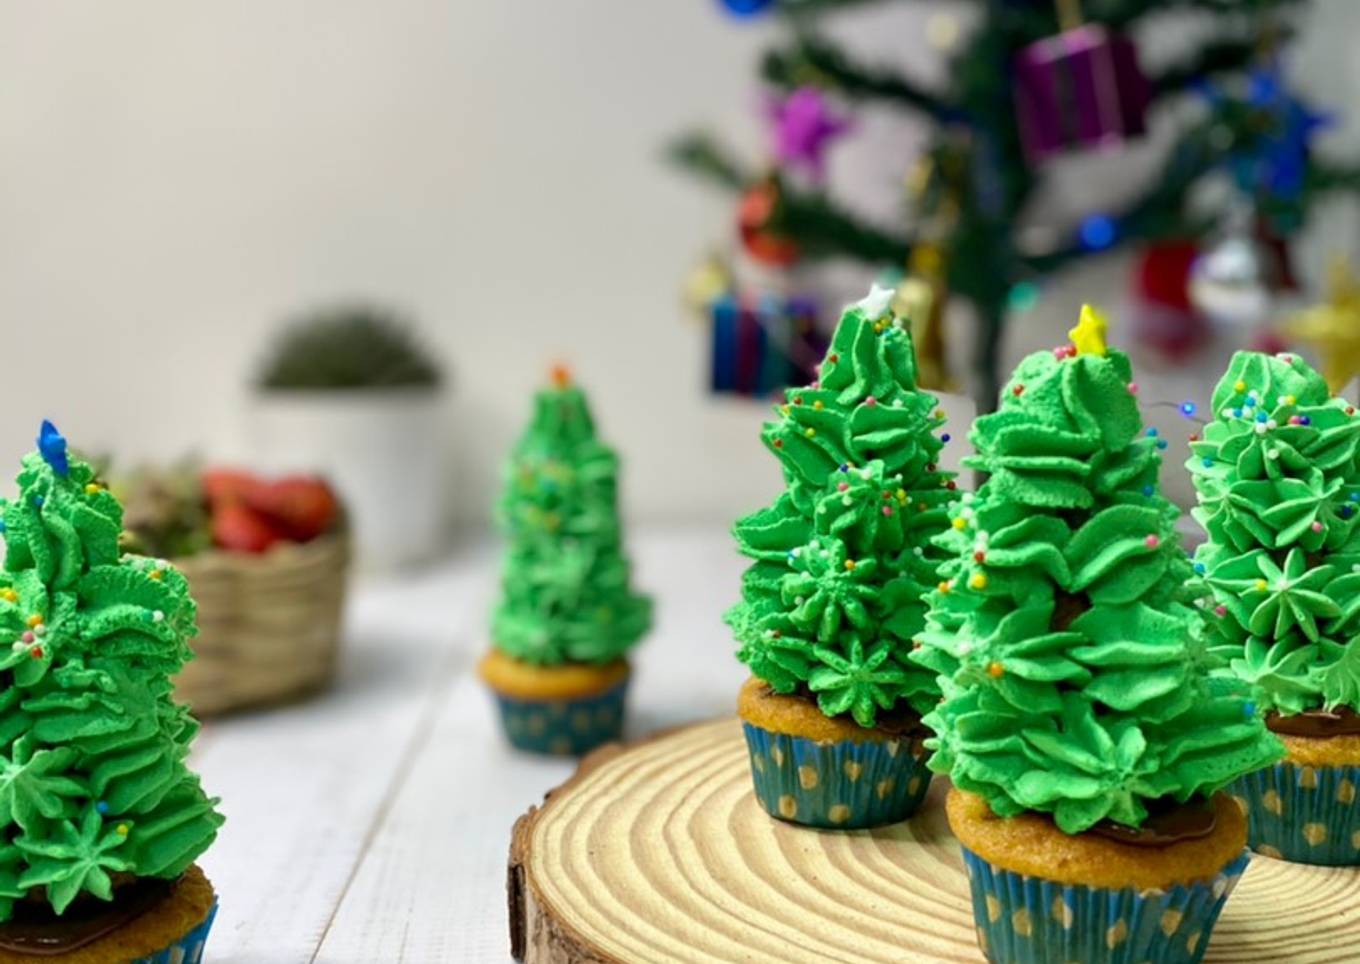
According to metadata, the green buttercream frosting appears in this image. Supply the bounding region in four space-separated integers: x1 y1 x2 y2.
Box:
491 378 651 664
1189 351 1360 714
0 436 222 920
915 341 1281 834
726 289 955 727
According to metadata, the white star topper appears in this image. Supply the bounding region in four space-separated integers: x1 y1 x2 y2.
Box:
854 283 896 321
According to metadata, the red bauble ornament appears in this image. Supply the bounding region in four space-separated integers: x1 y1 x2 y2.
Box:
1129 240 1209 360
737 180 800 267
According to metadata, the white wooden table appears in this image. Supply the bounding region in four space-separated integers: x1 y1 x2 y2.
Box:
191 526 748 963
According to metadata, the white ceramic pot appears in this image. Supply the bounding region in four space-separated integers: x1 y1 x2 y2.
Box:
248 388 447 570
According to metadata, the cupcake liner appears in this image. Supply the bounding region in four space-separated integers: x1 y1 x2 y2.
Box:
960 847 1248 964
741 721 931 829
494 679 628 756
133 902 217 964
1230 760 1360 865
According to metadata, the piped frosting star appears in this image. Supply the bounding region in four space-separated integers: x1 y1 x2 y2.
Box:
1068 304 1109 357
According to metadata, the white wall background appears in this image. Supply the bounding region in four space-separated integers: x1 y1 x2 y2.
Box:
1 1 1358 529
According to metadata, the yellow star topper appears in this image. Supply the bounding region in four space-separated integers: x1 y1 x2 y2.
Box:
1282 257 1360 393
1068 304 1109 357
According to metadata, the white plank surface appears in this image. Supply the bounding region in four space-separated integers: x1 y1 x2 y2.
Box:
191 526 747 963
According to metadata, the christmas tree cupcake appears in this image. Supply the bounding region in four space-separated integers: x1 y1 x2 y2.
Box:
0 422 222 962
1189 350 1360 864
479 368 652 756
726 285 954 829
916 310 1281 963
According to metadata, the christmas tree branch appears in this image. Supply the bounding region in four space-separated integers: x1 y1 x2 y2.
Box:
1147 36 1275 96
1306 159 1360 195
777 191 913 263
665 132 751 192
761 36 959 121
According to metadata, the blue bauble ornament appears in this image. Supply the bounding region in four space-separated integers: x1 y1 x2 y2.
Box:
719 0 774 17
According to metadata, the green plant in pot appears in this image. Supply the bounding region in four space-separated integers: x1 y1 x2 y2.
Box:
252 303 447 568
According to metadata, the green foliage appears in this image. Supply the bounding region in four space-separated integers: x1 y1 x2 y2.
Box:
257 303 443 391
115 461 212 560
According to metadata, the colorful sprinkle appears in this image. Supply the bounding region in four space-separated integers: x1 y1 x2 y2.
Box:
1234 380 1247 393
970 573 988 590
952 517 967 530
973 551 986 563
987 661 1004 678
1146 428 1158 437
1300 415 1312 426
1141 485 1154 496
1284 395 1297 405
1232 408 1243 418
940 433 951 443
95 801 109 815
116 824 129 836
1126 382 1139 395
838 482 849 492
881 506 893 517
1214 605 1227 617
1144 535 1160 549
1180 401 1197 417
1189 433 1200 442
30 646 42 660
84 483 100 495
21 632 33 644
938 580 952 594
1312 520 1325 533
1255 579 1268 591
865 396 877 407
1244 701 1257 718
1156 439 1168 450
804 428 816 438
773 439 784 449
25 615 42 628
844 560 856 571
0 590 15 603
1193 563 1206 574
1012 384 1025 397
813 400 824 410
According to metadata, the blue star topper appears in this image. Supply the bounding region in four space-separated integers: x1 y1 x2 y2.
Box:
37 420 69 477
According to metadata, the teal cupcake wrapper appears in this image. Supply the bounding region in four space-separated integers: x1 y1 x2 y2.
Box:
134 902 217 964
741 721 931 829
961 848 1248 964
1229 760 1360 865
493 679 628 756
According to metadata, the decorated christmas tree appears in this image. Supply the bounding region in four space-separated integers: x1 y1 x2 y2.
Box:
916 309 1280 833
0 422 222 922
1189 350 1360 864
482 369 651 755
728 285 955 728
673 1 1360 406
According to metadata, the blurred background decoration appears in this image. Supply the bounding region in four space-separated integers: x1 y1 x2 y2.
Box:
117 463 349 716
250 303 448 569
671 0 1360 410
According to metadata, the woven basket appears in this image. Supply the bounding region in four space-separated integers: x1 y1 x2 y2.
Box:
172 531 350 716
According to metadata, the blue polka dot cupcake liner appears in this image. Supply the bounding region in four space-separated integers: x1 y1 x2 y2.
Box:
135 902 217 964
741 721 931 829
1229 760 1360 865
960 847 1248 964
493 679 628 756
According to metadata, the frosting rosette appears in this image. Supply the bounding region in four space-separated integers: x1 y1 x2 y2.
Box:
726 287 955 726
492 375 651 665
0 424 222 922
915 316 1281 834
1189 351 1360 715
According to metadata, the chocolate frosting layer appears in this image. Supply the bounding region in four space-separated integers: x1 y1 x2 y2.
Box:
1267 706 1360 738
1089 800 1217 848
0 877 171 955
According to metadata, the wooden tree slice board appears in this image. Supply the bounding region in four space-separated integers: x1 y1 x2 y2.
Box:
509 717 1360 963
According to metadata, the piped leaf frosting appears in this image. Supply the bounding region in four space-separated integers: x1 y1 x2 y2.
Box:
0 435 222 920
916 337 1281 834
491 379 651 664
1189 350 1360 714
726 290 955 727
